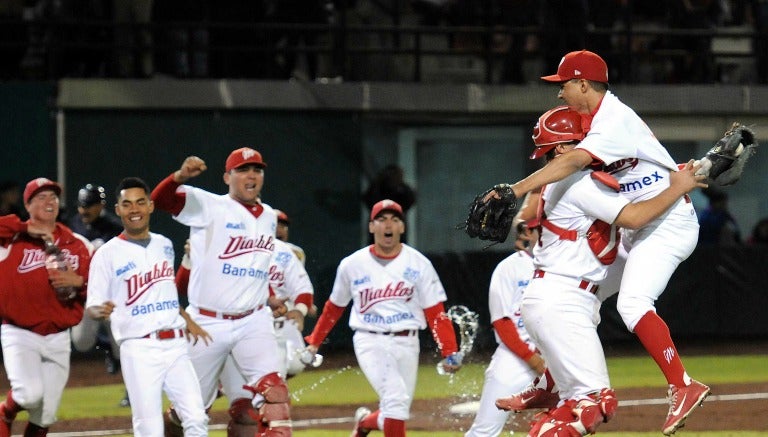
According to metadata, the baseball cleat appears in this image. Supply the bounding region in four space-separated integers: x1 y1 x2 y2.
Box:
662 379 711 436
496 385 559 412
350 406 372 437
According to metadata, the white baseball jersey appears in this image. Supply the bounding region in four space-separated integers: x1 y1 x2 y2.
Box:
579 91 678 172
488 250 535 350
269 239 313 306
329 244 447 332
86 233 185 342
534 171 629 282
173 186 277 312
465 250 538 437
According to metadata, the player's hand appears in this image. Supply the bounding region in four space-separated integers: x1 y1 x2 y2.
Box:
175 156 207 183
438 352 464 374
47 266 85 289
185 319 212 346
268 295 288 317
671 159 708 194
526 352 546 374
86 301 115 320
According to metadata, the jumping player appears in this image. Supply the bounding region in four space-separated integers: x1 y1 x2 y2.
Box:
464 221 546 437
85 177 211 436
489 51 712 435
303 199 463 437
506 106 707 436
0 178 92 436
151 148 292 436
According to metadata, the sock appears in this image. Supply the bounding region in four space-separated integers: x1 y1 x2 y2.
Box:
23 423 48 437
1 390 22 421
359 409 380 431
633 311 686 386
383 418 406 437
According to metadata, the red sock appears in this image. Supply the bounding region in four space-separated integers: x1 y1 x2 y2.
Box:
23 423 48 437
383 418 406 437
1 390 22 420
633 311 686 386
360 410 380 431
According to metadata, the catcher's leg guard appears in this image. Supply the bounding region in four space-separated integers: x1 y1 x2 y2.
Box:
245 372 292 437
163 406 185 437
597 388 618 423
22 423 48 437
227 398 261 437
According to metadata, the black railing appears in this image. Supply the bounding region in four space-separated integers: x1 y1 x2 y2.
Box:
0 17 763 84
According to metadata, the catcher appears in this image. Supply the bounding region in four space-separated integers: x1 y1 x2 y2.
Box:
467 48 747 436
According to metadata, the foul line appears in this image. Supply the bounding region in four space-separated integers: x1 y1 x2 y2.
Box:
40 392 768 437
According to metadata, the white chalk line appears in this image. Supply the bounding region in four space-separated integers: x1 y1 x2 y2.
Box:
38 392 768 437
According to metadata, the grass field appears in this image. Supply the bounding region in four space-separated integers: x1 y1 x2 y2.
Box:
9 353 768 435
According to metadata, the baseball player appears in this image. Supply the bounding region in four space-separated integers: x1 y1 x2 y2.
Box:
68 183 127 404
85 177 211 436
303 199 463 437
464 221 546 437
151 147 292 436
0 178 92 436
509 106 707 436
489 51 712 435
175 235 314 436
275 209 307 266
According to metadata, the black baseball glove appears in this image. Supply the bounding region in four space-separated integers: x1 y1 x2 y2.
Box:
697 123 758 186
459 184 518 246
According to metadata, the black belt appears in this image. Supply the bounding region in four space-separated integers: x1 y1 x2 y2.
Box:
362 330 417 337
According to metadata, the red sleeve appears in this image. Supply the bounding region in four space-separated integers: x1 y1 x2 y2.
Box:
150 174 186 216
304 300 345 347
175 265 190 296
0 214 26 242
492 318 535 361
295 292 313 309
424 302 458 357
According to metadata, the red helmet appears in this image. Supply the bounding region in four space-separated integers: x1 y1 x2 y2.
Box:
530 106 585 159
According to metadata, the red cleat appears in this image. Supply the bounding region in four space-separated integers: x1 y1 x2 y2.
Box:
662 379 711 436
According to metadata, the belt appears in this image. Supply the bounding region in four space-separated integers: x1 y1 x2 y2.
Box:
143 329 185 340
198 306 261 320
533 269 599 295
362 330 417 337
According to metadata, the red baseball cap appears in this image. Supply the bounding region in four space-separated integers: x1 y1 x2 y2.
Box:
275 209 290 224
541 50 608 83
225 147 267 172
24 177 62 204
370 199 404 221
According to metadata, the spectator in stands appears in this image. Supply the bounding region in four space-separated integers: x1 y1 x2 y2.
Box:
698 187 742 245
497 0 539 84
153 0 209 78
666 0 729 83
113 0 154 77
0 180 27 220
747 217 768 244
539 0 589 78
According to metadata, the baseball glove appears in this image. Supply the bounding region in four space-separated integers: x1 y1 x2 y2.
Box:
697 123 758 186
459 184 518 246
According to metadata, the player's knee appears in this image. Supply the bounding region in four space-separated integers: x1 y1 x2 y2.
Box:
12 386 44 411
245 372 292 436
615 294 652 330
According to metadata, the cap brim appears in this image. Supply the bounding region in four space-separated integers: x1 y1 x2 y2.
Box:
541 74 567 82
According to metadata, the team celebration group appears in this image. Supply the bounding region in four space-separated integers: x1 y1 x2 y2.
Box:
0 49 753 437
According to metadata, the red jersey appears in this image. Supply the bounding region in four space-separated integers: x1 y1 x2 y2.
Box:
0 215 92 335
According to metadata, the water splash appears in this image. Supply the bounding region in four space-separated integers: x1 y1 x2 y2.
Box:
290 365 357 402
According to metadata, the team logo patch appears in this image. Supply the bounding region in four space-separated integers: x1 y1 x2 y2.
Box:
226 222 245 230
164 245 175 260
403 267 420 282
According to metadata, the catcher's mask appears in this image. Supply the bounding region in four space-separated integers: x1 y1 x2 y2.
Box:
530 106 585 159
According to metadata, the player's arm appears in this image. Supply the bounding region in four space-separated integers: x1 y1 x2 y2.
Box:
304 299 346 353
614 160 707 229
511 149 593 198
492 318 546 373
180 307 212 346
151 156 206 214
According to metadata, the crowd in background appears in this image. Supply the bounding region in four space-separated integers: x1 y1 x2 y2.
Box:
1 0 768 83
